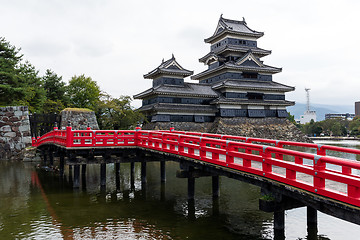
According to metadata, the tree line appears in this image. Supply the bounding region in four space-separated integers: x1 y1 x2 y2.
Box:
289 114 360 137
0 37 143 130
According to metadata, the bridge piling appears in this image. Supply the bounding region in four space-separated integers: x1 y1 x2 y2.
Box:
100 163 106 191
130 162 135 190
307 206 318 239
141 161 147 184
212 176 220 198
48 150 54 166
274 210 285 240
42 150 47 165
59 154 64 177
160 160 166 182
68 165 73 184
73 165 80 188
187 166 195 200
81 164 87 190
115 163 120 190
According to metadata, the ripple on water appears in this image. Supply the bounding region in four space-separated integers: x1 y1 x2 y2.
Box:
69 218 174 239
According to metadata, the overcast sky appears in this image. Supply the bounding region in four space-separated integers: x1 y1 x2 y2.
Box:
2 0 360 109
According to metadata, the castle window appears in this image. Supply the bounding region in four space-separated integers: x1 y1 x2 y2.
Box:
242 72 258 79
247 92 264 100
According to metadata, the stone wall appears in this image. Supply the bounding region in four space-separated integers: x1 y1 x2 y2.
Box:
60 110 99 130
0 106 32 160
143 117 311 143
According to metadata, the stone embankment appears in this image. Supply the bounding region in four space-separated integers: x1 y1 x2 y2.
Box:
60 108 99 130
0 106 32 160
143 117 312 143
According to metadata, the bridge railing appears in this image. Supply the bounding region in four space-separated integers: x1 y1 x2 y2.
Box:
135 130 360 206
32 127 360 207
163 130 360 161
32 126 137 148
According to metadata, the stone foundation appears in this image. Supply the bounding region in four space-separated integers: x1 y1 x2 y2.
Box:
143 117 311 143
0 106 32 160
60 109 99 130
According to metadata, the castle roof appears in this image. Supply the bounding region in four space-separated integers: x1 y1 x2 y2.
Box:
192 54 282 80
143 55 193 79
137 103 217 114
212 79 294 92
133 82 218 99
211 97 295 107
205 15 264 43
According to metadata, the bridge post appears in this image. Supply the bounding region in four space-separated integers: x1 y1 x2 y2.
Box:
81 164 87 189
68 165 73 184
307 206 318 238
115 163 120 190
48 150 54 166
100 163 106 190
141 161 147 184
188 166 195 200
42 150 47 165
160 160 166 182
212 175 220 198
130 162 135 190
59 154 65 177
73 165 80 188
274 210 285 240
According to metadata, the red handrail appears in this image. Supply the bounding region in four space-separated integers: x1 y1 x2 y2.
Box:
32 127 360 207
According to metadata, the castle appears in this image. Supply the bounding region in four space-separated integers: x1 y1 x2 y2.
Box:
134 15 294 124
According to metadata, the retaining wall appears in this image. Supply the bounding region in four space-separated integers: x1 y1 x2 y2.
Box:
0 106 32 160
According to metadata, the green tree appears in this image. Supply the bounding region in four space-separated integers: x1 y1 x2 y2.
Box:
0 37 24 105
303 119 323 136
96 94 144 130
16 61 46 112
349 117 360 136
330 121 342 136
0 37 47 112
67 74 100 110
42 69 68 113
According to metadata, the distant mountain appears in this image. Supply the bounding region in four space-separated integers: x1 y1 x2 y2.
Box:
287 103 354 121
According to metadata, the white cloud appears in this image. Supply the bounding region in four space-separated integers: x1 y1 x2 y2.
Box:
1 0 360 108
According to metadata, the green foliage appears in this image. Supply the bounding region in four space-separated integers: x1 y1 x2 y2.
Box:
0 37 24 105
349 117 360 137
96 94 144 130
67 74 100 110
0 38 46 112
42 69 69 105
15 61 46 113
299 118 353 137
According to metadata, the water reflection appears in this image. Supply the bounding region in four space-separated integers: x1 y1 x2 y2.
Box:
0 140 360 239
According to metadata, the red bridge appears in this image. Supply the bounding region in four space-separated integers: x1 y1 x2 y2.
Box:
33 125 360 207
32 125 360 236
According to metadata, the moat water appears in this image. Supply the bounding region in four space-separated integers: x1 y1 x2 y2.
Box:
1 141 360 239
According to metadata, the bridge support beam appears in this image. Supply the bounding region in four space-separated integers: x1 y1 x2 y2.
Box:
212 176 220 198
141 162 147 184
307 206 318 239
68 165 73 183
42 150 47 165
73 165 80 188
160 160 166 182
188 166 195 200
274 210 285 240
59 154 65 177
130 162 135 190
100 163 106 190
81 164 87 189
115 163 120 190
48 150 54 166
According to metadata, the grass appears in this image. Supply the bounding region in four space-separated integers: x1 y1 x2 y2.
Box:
61 108 93 112
260 194 275 201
